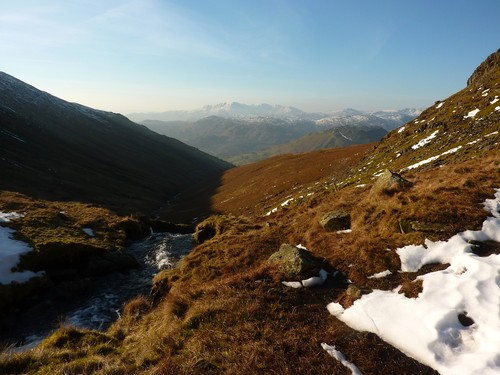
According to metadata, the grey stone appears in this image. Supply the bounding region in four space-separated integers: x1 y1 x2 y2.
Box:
267 244 321 277
319 211 351 231
371 169 413 194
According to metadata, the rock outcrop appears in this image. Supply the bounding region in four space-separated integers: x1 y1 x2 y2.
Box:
267 244 322 277
467 48 500 87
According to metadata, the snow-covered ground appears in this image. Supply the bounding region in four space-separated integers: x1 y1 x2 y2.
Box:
327 188 500 374
0 212 43 284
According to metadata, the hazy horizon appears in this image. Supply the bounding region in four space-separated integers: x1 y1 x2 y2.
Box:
1 1 499 114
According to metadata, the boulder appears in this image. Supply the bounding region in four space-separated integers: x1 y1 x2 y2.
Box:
267 244 322 277
371 169 413 194
319 211 351 231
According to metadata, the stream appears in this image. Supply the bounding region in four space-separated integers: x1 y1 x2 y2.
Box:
5 232 193 351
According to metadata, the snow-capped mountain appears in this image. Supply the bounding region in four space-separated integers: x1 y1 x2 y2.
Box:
199 102 309 119
127 102 315 122
127 102 422 124
370 108 423 125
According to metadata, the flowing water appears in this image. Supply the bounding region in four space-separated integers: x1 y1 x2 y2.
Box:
5 232 193 351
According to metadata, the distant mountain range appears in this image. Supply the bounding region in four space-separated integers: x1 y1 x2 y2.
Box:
138 106 421 164
0 72 231 213
127 103 422 127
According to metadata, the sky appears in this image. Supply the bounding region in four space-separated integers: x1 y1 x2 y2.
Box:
1 0 499 114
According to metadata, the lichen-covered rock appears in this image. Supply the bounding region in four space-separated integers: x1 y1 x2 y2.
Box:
371 169 413 194
319 211 351 231
267 244 322 277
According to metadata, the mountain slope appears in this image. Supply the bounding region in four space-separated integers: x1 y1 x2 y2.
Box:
230 125 387 165
348 49 499 183
0 72 231 213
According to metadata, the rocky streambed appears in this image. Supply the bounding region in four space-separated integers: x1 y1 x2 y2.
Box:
2 232 193 351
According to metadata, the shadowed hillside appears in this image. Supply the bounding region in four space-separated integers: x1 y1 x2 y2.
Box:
0 72 231 215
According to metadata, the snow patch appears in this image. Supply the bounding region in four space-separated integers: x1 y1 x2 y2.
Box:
368 269 392 279
404 145 462 170
411 130 439 150
398 126 406 133
282 269 328 289
321 343 363 375
0 212 24 222
463 109 480 119
302 269 328 287
265 207 278 216
436 102 445 109
328 189 500 375
282 281 303 289
0 212 43 284
490 96 499 105
337 229 352 234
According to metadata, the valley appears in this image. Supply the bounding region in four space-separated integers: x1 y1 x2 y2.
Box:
0 49 499 374
136 106 419 165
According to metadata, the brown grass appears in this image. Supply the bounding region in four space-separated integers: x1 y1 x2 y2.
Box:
210 143 374 217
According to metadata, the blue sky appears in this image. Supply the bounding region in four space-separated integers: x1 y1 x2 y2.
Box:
1 0 499 113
